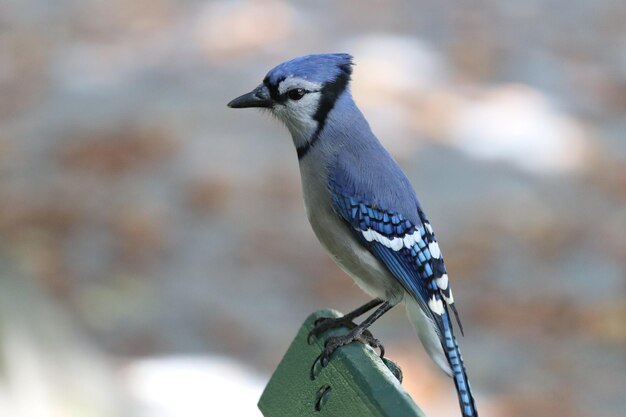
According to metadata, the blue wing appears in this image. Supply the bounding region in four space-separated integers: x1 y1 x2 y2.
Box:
331 192 459 330
326 144 478 416
331 191 478 416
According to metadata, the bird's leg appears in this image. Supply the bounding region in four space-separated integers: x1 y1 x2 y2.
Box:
308 298 383 343
315 301 394 367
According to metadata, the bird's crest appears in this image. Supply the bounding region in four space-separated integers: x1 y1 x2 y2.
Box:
263 53 353 89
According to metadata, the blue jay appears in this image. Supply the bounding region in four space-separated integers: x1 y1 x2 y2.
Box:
228 54 478 417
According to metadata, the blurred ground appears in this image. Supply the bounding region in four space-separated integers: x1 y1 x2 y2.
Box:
0 1 625 417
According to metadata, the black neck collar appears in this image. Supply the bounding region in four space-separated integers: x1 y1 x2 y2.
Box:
296 69 350 160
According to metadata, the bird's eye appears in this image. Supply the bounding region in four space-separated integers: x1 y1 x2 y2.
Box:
288 88 306 100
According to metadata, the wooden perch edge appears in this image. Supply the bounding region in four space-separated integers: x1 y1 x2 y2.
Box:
258 309 427 417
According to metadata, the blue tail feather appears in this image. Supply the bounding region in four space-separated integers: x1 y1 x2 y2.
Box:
441 307 478 417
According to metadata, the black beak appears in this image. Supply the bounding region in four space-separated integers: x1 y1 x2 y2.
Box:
227 84 273 109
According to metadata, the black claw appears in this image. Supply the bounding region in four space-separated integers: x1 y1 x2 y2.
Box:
310 308 390 381
311 332 387 380
308 317 331 344
310 352 330 380
382 358 403 383
354 333 385 358
320 354 330 368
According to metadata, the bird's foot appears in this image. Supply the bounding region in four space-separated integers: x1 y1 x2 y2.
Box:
316 330 385 368
308 315 358 344
310 329 384 379
310 302 392 380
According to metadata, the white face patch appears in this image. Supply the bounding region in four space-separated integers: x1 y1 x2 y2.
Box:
272 77 323 147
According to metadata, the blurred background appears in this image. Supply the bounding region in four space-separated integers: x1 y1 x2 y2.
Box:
1 0 625 416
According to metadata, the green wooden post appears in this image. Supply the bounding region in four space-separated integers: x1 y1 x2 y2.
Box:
258 309 426 417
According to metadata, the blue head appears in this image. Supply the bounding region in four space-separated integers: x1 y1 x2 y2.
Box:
262 53 353 90
228 54 355 150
